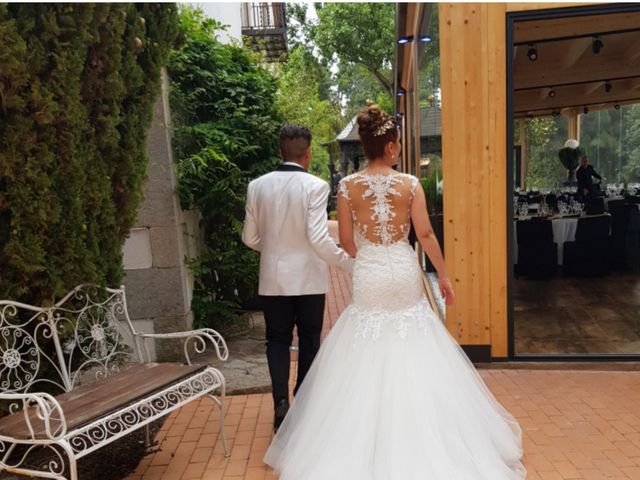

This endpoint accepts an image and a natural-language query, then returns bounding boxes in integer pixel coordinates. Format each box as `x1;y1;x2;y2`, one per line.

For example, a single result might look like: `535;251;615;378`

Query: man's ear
305;145;312;161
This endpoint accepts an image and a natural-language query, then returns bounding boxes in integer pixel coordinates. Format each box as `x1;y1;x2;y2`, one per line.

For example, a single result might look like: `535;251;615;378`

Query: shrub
169;8;282;329
0;4;178;305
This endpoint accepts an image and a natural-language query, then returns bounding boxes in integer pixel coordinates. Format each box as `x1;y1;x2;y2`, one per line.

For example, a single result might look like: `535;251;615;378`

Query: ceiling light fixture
552;110;560;118
604;81;612;93
592;36;603;54
583;106;589;114
397;36;414;45
615;104;621;110
396;88;405;97
419;35;432;43
527;44;538;61
548;88;556;98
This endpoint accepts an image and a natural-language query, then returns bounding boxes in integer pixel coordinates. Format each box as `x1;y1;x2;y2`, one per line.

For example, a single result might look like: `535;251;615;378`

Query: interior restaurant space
509;6;640;357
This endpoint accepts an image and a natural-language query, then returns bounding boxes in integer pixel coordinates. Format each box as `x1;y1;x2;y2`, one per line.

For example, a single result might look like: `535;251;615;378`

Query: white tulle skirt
264;243;526;479
263;299;526;479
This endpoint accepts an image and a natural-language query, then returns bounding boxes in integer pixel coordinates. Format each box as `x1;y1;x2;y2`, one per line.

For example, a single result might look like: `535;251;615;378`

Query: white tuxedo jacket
242;165;353;296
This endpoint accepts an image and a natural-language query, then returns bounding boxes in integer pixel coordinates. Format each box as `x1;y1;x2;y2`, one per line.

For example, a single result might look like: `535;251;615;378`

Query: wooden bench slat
0;363;208;439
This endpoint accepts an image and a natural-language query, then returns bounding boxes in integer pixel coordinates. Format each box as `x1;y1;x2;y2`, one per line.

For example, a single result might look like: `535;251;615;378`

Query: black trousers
261;294;326;404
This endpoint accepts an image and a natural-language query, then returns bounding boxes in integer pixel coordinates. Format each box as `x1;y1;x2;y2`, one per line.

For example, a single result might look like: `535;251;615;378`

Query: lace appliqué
338;179;350;200
352;174;404;245
350;298;435;343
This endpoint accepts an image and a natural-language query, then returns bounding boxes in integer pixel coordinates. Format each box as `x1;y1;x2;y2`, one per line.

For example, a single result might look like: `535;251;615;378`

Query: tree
277;46;343;179
170;8;282;328
307;2;395;115
622;104;640;182
522;117;568;189
0;3;177;304
313;3;395;96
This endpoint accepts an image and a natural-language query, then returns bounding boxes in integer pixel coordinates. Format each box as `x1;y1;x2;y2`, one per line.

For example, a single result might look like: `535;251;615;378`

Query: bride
263;105;526;479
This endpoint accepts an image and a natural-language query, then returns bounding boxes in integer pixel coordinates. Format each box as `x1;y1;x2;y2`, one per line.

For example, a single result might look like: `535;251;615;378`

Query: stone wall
122;68;201;361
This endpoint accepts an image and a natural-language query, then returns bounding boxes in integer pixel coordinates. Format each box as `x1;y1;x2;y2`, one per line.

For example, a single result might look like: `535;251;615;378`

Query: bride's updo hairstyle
356;104;400;160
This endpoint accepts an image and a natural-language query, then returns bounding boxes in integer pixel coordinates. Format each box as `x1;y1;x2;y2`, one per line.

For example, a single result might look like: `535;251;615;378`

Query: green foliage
170;7;281;329
521;117;568;189
522;105;640;189
581;105;640;184
622;104;640;182
295;2;394;116
0;4;177;304
277;46;343;180
420;162;443;214
313;3;394;95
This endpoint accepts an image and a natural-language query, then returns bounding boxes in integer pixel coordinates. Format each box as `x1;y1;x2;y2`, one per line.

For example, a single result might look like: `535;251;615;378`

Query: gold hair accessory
372;119;395;137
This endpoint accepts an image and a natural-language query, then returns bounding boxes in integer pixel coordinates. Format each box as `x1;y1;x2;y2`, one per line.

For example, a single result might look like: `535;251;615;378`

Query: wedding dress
264;172;526;480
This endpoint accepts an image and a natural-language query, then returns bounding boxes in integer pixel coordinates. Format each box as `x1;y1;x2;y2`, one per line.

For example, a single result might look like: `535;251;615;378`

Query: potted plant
420;164;444;272
558;139;585;184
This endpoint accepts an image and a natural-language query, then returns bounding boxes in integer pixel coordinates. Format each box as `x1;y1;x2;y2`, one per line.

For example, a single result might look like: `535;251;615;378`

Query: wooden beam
519;120;528;188
625;39;640;64
515;87;639;112
583;81;605;96
516;99;640;118
562;37;591;68
514;56;640;89
513;11;640;44
399;5;418;91
568;112;580;142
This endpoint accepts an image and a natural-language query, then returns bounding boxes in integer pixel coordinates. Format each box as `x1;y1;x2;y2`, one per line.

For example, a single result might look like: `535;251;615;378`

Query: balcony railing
241;2;286;31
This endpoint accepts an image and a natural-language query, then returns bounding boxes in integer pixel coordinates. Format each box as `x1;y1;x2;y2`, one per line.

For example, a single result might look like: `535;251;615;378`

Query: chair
516;219;557;279
527;193;542;204
606;198;625;214
563;215;611;276
610;205;640;271
585;197;605;215
545;193;558;211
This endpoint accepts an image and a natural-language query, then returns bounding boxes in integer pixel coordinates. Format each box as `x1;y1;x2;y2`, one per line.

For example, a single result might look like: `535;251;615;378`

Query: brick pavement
126;267;640;480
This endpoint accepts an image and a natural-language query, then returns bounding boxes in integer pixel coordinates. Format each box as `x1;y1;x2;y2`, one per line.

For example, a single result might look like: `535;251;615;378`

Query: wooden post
567;110;581;142
518;119;528;189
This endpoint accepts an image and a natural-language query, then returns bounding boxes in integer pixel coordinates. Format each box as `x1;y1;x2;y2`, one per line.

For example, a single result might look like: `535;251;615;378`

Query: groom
242;125;353;431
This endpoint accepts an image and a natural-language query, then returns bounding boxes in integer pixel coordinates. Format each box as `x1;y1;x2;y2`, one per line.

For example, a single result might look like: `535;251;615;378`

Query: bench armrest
138;328;229;364
0;392;66;441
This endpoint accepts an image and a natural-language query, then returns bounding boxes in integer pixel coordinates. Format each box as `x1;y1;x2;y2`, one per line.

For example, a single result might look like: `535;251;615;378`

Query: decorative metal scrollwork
0;285;229;480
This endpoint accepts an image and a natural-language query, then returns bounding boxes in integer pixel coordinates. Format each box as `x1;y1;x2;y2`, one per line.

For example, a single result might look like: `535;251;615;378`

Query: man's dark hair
279;125;312;162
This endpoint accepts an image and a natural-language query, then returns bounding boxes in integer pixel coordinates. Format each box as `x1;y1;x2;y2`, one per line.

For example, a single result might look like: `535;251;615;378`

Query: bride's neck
364;159;394;174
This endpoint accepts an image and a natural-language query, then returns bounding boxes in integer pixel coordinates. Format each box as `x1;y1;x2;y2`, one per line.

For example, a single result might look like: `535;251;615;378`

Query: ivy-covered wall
169;9;282;329
0;4;178;304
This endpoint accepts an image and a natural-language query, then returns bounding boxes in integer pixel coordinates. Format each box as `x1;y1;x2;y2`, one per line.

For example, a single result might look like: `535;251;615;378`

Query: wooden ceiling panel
513;11;640;43
513;12;640;117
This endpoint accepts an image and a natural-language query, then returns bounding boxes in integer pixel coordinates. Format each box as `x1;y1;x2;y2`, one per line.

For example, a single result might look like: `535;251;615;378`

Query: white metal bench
0;284;230;479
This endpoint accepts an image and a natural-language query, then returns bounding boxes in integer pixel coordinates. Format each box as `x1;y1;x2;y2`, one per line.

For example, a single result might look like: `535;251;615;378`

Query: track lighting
592;36;603;54
583;106;589;114
604;81;612;93
526;44;538;61
615;104;620;110
396;88;405;97
419;35;432;43
548;88;556;98
397;36;414;45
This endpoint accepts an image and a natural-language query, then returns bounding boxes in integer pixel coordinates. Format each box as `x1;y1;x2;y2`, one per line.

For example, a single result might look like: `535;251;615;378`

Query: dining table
513;215;586;265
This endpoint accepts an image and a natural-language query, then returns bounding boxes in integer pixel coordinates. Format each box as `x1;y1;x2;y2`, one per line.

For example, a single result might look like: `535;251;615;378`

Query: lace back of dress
339;173;418;246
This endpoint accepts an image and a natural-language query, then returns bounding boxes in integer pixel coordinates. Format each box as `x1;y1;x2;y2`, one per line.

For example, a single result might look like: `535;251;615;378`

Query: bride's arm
337;191;357;258
411;183;455;305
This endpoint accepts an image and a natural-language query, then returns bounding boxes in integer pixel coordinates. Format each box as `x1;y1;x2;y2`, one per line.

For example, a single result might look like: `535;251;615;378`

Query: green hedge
0;4;178;305
169;9;282;329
